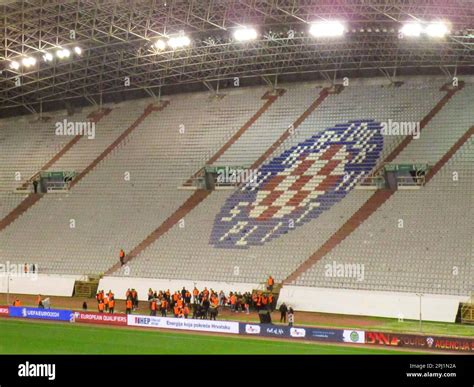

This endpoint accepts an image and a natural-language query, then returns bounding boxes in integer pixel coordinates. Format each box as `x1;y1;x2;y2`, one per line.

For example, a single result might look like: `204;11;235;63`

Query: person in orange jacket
183;304;190;319
98;300;105;313
161;299;168;317
103;296;109;313
150;299;157;316
193;287;199;303
230;293;237;312
173;304;180;318
108;298;115;314
131;289;138;309
267;275;275;292
268;293;274;311
126;298;133;314
119;249;125;266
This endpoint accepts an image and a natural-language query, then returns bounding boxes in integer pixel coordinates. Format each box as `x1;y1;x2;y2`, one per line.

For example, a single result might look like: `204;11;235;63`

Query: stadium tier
0;77;472;300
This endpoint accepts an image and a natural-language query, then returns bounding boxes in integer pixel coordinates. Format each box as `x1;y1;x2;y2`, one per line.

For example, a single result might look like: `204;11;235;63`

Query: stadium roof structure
1;0;473;116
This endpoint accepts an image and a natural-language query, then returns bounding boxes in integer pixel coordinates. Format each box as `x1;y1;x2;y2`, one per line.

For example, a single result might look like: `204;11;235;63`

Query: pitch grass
0;319;421;355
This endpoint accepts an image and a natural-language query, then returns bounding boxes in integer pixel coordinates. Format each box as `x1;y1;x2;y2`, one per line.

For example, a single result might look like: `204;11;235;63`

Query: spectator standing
150;299;157;316
160;299;168;317
266;276;274;292
183;304;190;319
279;303;288;323
131;289;138;309
108;297;115;314
33;179;38;194
288;307;295;327
192;287;199;304
119;249;126;266
126;298;133;314
103;295;109;312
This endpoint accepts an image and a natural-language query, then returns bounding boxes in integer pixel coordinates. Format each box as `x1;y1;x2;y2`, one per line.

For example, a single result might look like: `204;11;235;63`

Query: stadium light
309;21;345;37
167;35;191;49
21;57;37;67
43;52;54;62
73;46;82;55
400;23;423;37
425;22;449;38
56;48;71;59
233;27;257;42
9;60;20;70
154;39;167;50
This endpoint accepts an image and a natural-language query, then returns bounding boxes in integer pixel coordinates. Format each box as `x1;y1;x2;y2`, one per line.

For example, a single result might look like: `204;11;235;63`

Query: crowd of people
93;277;295;325
9;276;296;325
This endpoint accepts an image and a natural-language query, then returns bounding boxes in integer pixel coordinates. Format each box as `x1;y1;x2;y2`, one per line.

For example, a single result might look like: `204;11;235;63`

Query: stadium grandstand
0;0;473;358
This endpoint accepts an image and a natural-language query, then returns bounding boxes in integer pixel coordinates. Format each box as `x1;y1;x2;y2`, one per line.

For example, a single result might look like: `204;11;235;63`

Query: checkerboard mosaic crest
211;120;384;248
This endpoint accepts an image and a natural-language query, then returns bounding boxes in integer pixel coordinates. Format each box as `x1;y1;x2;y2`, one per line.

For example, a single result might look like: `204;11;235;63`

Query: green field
0;319;421;354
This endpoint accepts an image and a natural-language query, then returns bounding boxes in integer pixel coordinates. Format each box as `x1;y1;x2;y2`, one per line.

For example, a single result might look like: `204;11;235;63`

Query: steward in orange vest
161;299;168;317
119;249;125;266
256;293;262;309
267;276;274;291
98;301;105;313
126;299;133;314
183;305;190;318
150;299;157;316
108;298;115;313
173;305;180;317
193;287;199;303
185;291;191;303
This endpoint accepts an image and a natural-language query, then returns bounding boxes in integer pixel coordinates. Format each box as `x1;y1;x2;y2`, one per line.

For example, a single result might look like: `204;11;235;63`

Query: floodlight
309;21;345;37
154;39;167;50
9;60;20;70
400;23;423;37
425;22;449;38
168;36;191;49
233;27;257;42
22;57;37;67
